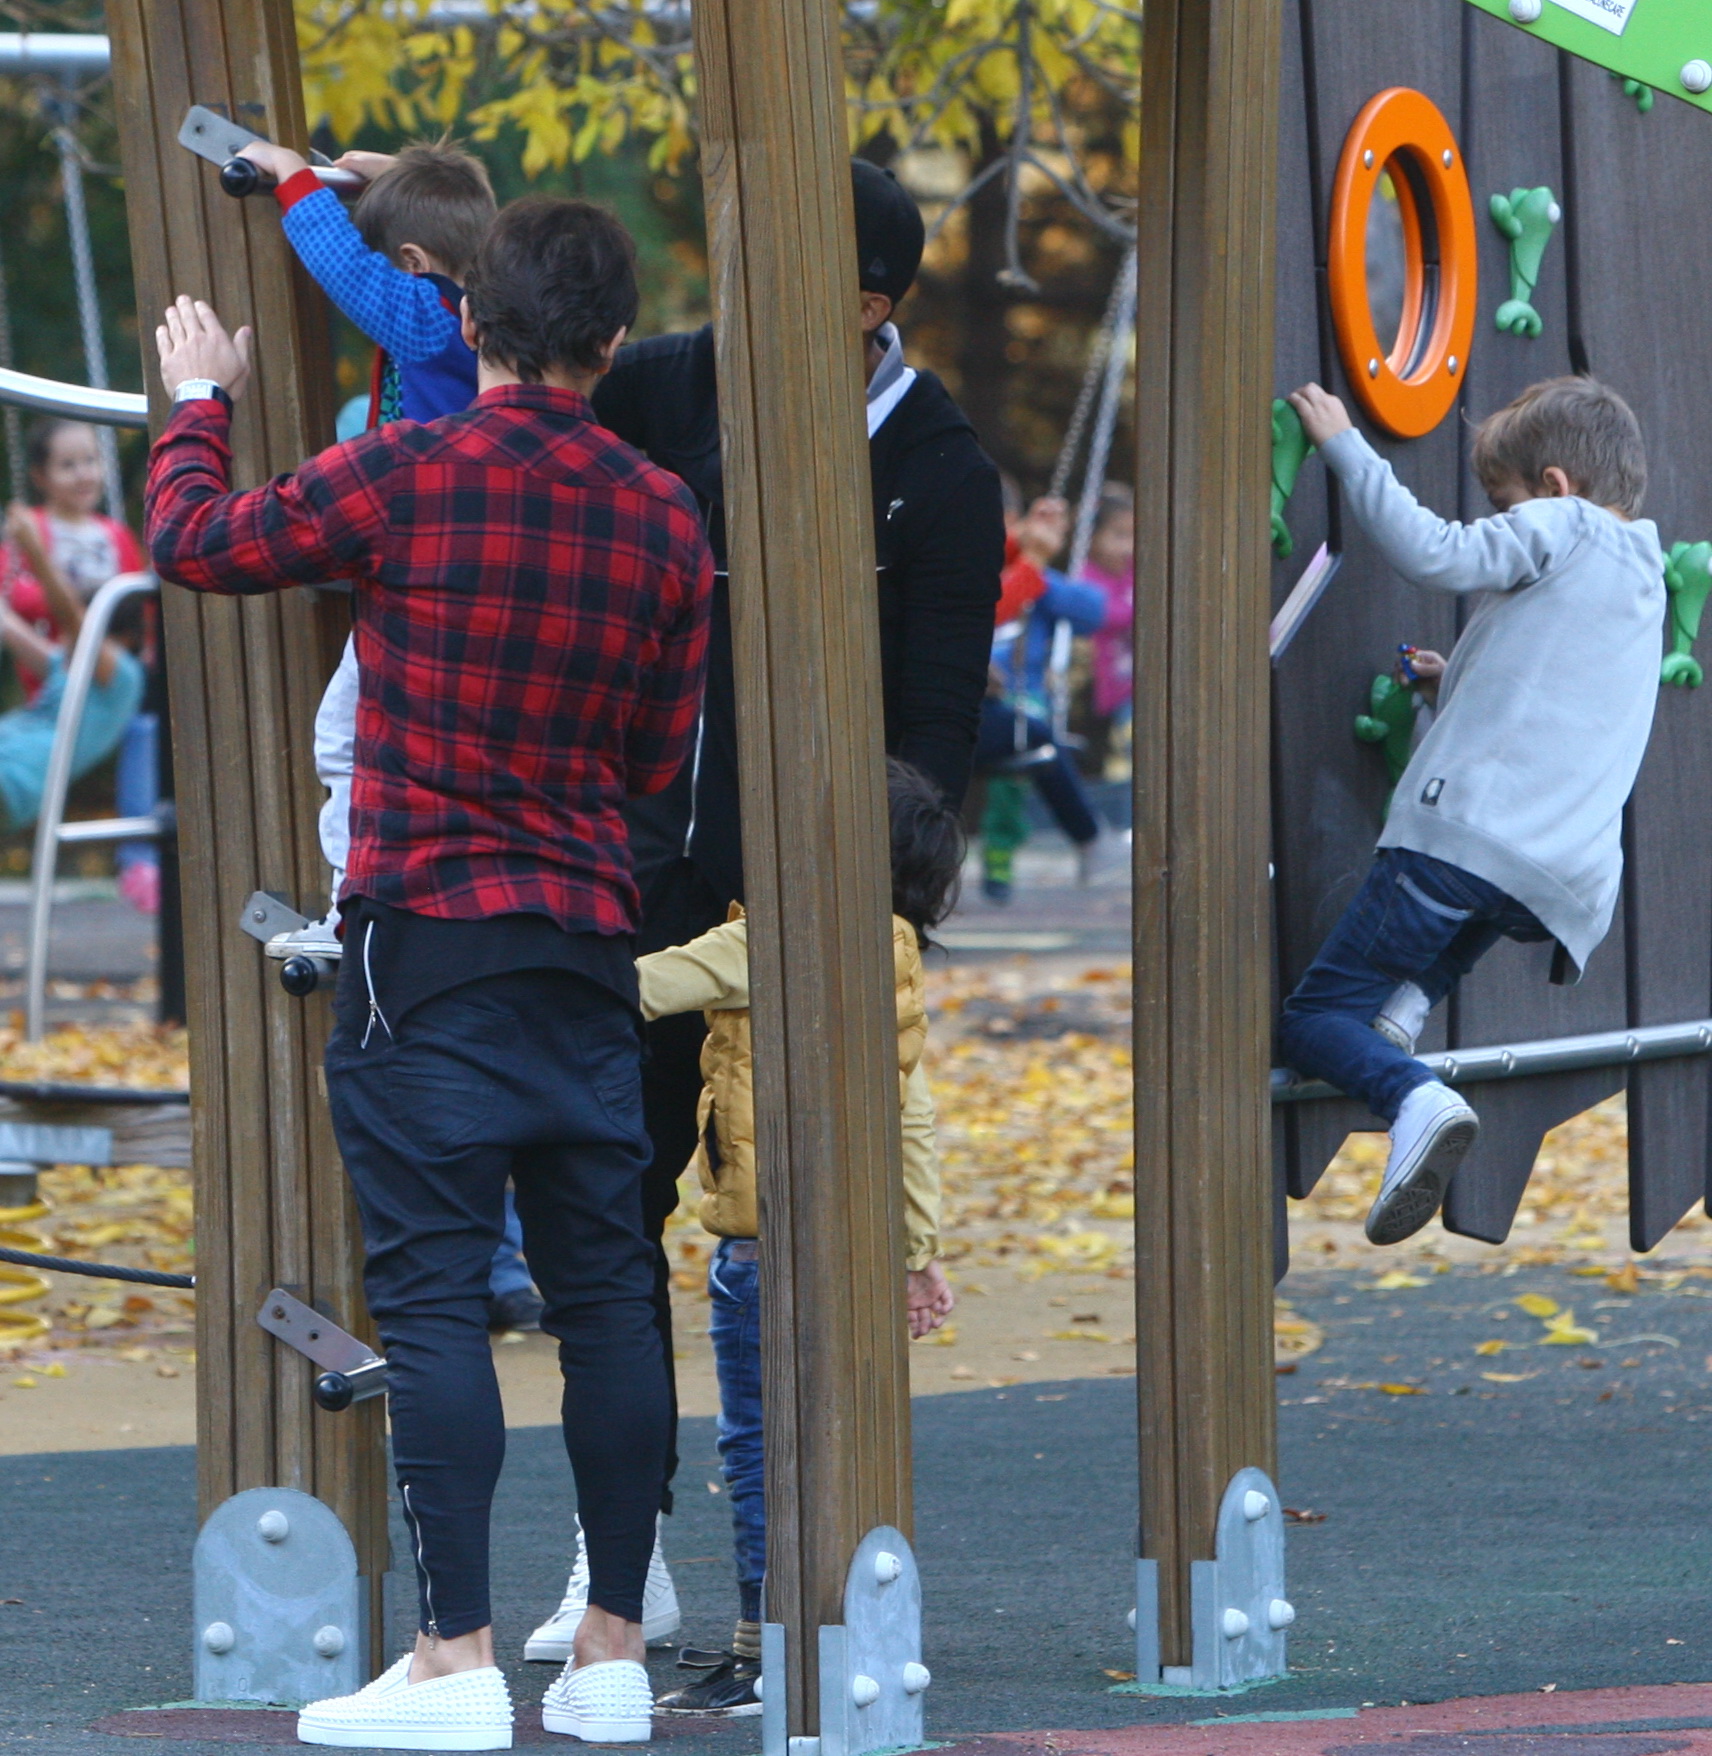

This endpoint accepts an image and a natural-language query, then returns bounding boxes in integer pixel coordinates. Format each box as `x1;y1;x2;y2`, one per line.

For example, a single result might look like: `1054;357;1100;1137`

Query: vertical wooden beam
1132;0;1283;1667
691;0;911;1735
104;0;384;1663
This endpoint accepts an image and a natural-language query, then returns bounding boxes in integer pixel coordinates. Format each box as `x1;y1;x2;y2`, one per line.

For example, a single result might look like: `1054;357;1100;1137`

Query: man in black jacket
519;160;1004;1686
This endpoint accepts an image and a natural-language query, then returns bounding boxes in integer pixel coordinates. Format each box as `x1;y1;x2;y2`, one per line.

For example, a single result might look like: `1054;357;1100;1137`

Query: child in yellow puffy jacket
641;758;963;1716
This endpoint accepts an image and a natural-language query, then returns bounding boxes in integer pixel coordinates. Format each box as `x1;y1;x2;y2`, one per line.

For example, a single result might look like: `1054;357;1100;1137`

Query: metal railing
1271;1016;1712;1104
0;367;148;428
25;571;165;1040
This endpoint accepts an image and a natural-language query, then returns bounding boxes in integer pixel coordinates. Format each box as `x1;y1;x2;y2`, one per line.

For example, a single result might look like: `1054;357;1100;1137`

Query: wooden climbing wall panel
1270;0;1712;1256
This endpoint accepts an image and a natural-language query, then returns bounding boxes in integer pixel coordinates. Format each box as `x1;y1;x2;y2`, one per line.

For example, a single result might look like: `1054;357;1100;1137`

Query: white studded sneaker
541;1658;654;1743
1372;981;1431;1055
524;1516;680;1661
297;1655;513;1750
1367;1080;1479;1246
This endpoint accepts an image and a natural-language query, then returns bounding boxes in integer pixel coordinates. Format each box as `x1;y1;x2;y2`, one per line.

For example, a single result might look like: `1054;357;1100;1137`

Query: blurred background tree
0;0;1136;505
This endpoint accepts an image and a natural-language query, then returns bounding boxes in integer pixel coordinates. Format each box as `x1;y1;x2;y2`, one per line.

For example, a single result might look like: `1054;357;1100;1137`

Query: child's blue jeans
708;1238;764;1616
1278;848;1549;1123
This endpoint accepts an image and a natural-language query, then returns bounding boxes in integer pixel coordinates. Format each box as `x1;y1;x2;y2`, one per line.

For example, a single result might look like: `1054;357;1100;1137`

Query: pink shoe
118;862;160;916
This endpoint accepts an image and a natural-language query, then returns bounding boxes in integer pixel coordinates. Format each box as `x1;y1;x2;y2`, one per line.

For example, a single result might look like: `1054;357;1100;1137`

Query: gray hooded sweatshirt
1322;427;1664;978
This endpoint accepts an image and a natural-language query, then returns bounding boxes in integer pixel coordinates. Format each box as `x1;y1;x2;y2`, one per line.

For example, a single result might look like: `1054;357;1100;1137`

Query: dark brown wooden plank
691;0;911;1729
1561;55;1712;1253
1134;0;1282;1670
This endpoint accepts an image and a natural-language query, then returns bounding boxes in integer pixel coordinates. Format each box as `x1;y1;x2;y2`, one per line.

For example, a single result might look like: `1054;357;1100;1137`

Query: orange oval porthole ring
1328;87;1478;440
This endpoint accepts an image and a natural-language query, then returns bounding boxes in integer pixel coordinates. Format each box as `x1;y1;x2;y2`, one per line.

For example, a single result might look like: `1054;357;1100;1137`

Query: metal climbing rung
23;572;165;1042
0;367;147;428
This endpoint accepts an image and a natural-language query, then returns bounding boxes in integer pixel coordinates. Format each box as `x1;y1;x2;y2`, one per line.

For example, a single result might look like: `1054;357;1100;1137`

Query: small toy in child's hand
1396;642;1421;684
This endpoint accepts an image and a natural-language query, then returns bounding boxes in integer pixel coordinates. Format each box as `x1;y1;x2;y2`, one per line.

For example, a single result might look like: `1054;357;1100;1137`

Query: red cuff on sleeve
275;167;323;213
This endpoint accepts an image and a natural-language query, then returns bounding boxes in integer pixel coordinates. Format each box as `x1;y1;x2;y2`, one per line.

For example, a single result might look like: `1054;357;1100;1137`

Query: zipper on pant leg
360;919;392;1049
400;1481;439;1646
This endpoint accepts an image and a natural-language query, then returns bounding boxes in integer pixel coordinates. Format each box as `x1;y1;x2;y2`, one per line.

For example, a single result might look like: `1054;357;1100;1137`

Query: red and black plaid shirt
146;384;713;936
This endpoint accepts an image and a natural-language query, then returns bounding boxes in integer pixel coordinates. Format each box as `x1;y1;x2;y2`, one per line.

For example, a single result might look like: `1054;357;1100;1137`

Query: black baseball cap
852;158;925;304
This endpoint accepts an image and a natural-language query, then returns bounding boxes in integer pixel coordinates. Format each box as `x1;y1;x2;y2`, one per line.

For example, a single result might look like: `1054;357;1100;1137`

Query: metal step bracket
238;892;310;946
193;1485;367;1704
257;1286;387;1412
1138;1466;1291;1690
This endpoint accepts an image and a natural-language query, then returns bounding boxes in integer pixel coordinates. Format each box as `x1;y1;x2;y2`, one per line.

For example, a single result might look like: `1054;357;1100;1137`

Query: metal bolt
1242;1489;1271;1521
252;908;268;923
1126;1607;1138;1630
874;1550;903;1585
1221;1608;1251;1639
1448;356;1460;375
256;1509;290;1543
852;1674;881;1708
1442;149;1453;168
1268;1599;1297;1631
1363;149;1374;170
312;1625;346;1658
1682;59;1712;95
1368;359;1380;379
202;1621;236;1655
1508;0;1542;19
902;1663;932;1695
1547;201;1562;225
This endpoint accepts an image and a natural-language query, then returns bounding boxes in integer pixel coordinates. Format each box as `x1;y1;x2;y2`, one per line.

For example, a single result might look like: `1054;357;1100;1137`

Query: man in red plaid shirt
148;198;711;1751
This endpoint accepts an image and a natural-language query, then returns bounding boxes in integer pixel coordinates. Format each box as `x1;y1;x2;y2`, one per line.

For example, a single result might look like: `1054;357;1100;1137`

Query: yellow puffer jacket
636;904;940;1267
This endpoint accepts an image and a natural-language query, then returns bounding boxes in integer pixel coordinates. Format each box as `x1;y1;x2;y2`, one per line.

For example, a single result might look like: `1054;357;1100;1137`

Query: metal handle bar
26;571;161;1041
0;367;148;429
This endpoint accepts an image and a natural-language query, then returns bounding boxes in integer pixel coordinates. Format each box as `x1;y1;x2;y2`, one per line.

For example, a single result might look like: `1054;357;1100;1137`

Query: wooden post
691;0;912;1735
104;0;385;1662
1131;0;1284;1668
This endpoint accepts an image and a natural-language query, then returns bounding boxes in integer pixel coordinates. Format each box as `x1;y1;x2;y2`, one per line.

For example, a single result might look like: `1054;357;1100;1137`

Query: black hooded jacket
593;323;1003;908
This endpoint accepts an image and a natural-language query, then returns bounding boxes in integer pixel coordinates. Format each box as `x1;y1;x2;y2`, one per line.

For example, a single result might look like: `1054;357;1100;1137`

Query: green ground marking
1463;0;1712;116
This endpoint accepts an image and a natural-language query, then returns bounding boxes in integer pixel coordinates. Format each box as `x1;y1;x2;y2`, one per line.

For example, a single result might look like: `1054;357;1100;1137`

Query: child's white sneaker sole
1367;1088;1478;1245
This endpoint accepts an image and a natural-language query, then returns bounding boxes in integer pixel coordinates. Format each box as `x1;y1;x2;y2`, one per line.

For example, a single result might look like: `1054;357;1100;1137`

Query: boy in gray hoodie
1280;376;1664;1245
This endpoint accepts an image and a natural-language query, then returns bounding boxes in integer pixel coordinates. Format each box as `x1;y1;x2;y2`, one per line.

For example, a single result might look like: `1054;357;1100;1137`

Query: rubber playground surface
7;1264;1712;1752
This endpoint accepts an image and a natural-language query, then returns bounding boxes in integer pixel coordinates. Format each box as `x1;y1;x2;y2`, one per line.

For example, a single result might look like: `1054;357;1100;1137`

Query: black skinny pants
326;968;670;1641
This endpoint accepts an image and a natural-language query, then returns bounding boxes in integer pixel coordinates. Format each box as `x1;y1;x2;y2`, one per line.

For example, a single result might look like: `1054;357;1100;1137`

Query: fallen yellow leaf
12;1375;35;1388
1048;1329;1112;1343
1541;1311;1598;1345
1606;1263;1641;1294
1474;1340;1508;1356
1379;1383;1425;1395
1481;1370;1542;1383
1516;1294;1560;1317
923;1324;959;1347
1371;1271;1429;1290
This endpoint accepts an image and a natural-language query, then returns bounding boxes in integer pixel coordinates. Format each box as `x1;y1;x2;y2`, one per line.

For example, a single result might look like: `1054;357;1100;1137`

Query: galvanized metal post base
193;1487;367;1705
1135;1467;1293;1690
761;1526;931;1756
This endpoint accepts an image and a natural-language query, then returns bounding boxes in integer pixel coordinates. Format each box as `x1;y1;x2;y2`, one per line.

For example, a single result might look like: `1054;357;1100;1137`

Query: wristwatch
172;378;233;413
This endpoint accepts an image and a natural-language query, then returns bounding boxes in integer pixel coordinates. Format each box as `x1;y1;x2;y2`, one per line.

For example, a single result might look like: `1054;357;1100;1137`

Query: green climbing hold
1354;672;1418;817
1662;540;1712;689
1611;70;1654;114
1489;186;1562;339
1271;398;1314;560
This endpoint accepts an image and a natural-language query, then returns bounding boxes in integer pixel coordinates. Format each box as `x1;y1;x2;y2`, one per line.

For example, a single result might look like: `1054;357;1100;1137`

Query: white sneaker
1372;981;1431;1054
297;1655;513;1750
541;1658;654;1742
524;1516;681;1661
266;912;343;961
1367;1081;1479;1245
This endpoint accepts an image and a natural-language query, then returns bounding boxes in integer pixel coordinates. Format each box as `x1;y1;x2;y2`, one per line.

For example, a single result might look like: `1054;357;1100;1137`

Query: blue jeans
975;698;1099;846
1278;849;1549;1123
708;1239;764;1613
488;1187;533;1300
114;712;158;875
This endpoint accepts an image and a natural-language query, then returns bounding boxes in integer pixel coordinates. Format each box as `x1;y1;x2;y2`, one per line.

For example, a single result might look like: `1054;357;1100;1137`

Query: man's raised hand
155;296;254;402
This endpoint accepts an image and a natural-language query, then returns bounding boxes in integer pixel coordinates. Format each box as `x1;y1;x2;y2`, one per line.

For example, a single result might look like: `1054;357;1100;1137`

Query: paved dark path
6;1264;1712;1751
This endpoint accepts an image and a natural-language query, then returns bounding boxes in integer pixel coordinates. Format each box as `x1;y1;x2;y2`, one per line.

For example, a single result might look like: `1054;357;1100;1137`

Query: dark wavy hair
888;758;964;947
463;197;638;382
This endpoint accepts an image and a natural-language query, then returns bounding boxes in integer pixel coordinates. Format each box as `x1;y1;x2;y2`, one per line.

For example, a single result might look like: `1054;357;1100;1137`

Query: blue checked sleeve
278;183;462;365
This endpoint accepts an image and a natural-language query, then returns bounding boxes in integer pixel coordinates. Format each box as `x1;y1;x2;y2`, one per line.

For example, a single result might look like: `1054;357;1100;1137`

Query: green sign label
1464;0;1712;114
